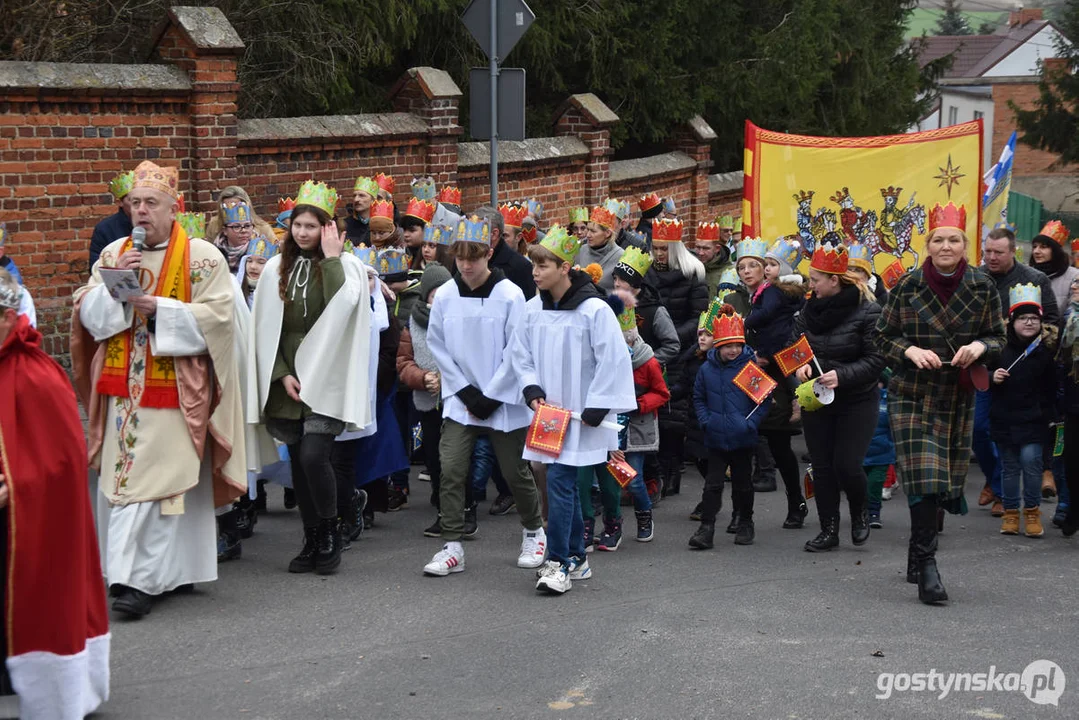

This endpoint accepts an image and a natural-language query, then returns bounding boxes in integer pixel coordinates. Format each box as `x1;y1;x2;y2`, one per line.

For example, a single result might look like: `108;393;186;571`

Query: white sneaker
423;542;464;576
517;527;547;569
882;485;894;501
535;560;571;594
568;557;592;580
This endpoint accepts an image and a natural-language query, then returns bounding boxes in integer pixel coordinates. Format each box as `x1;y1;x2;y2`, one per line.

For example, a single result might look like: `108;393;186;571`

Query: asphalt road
89;453;1077;720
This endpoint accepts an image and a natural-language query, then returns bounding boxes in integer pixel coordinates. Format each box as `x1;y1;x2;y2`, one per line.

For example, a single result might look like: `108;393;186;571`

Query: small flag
525;403;572;457
412;423;423;453
732;360;777;406
1004;334;1043;373
881;259;907;290
775;335;815;377
606;456;638;488
1054;423;1065;457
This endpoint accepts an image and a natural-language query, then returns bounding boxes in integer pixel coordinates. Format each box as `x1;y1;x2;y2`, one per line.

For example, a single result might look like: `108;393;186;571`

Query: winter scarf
922;256;967;304
802;282;862;334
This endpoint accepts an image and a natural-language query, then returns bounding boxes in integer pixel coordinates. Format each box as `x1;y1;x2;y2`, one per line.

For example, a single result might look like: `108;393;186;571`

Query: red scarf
922;256;967;303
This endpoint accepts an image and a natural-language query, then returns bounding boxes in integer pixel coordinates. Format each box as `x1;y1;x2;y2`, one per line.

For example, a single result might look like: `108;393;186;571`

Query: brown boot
990;499;1004;517
1000;509;1020;535
1041;471;1057;499
1024;507;1044;538
978;485;995;506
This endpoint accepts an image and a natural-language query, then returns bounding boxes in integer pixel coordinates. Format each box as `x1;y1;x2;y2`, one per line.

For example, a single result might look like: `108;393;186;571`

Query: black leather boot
689;522;715;549
850;502;870;546
726;511;742;534
804;515;840;552
911;499;948;604
288;525;319;573
734;518;755;545
783;496;809;529
315;518;341;575
906;537;918;584
669;463;682;495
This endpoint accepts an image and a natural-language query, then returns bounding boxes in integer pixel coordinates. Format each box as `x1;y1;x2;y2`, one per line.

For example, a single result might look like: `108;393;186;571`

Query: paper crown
568;207;590;224
639;192;662;212
453;215;492;246
370;199;395;224
437;186;462;207
223;202;252;226
698;296;724;332
605;198;629;221
928;202;967;234
424;223;455;247
1038;220;1070;245
881;185;902;199
733;216;743;233
109;170;135;200
616;245;653;279
500;203;529;229
523;198;544;218
697;222;721;242
793;190;814;203
354;176;380;198
591;205;618;230
767;236;802;271
736;236;769;261
404;197;436;224
712;304;745;347
411;177;437;202
520;224;538;244
1009;282;1042;314
847;242;873;273
716;215;734;230
652;219;684;243
539;224;582;263
353;244;377;267
278;196;296;214
610;289;638;332
718;265;740;289
810;240;849;275
377;247;409;276
374;172;396;196
175;211;205;239
297;180;339;217
662;197;676;215
246;234;280;259
132;160;179;199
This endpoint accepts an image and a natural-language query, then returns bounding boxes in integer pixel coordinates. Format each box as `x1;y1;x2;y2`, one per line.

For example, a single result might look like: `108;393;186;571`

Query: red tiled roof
914;35;1007;77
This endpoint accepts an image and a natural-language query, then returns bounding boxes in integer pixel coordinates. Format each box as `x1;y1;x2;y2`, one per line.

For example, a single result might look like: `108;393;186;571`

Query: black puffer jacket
790;286;885;403
663;343;707;455
745;280;805;359
990;331;1056;446
648;266;709;352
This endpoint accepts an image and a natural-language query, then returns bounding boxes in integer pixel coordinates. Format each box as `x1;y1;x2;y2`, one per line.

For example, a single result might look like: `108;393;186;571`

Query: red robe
0;315;110;718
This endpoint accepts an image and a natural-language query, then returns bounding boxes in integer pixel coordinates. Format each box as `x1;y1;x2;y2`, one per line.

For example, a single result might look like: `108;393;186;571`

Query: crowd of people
3;160;1079;717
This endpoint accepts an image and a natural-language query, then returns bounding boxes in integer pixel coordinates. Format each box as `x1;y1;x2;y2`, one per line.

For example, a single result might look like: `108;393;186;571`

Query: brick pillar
668;115;716;228
390;67;463;186
154;6;244;211
555;94;619;206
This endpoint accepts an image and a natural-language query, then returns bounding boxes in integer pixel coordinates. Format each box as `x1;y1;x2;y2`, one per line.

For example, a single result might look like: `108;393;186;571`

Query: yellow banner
742;120;984;273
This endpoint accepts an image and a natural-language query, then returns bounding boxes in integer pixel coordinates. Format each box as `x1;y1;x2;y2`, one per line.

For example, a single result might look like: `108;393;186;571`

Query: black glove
523;384;547;406
456;385;503;420
580;407;609;427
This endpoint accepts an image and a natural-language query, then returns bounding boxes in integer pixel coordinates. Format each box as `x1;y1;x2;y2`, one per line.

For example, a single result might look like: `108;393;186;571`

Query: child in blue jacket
689;305;772;549
864;377;896;529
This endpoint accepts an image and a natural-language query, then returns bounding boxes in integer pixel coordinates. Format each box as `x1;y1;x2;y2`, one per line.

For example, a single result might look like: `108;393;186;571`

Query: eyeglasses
1016;316;1041;324
226;223;254;232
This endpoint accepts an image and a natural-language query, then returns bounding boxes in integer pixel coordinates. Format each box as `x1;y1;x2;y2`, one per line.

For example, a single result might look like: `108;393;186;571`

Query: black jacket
663;343;707;449
745;280;805;359
490;237;536;300
647;266;709;352
89;210;133;269
984;261;1059;326
990;332;1057;446
344;211;370;249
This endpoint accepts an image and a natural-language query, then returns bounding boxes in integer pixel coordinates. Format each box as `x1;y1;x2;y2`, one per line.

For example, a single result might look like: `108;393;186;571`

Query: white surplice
337;269;389;442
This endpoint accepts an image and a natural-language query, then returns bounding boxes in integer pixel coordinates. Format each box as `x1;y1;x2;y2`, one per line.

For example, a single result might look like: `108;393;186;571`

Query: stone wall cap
391;67;463;100
610;151;696;184
168;6;245;53
709;171;744;195
0;61;191;91
459;136;589;168
555;93;619;127
238;113;428;142
687;115;717;142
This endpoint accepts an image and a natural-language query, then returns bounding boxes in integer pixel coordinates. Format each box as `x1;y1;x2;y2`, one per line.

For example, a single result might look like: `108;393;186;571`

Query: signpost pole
489;0;499;207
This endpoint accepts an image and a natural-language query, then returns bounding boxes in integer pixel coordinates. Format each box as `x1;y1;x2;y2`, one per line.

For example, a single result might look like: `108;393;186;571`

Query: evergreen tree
936;0;972;35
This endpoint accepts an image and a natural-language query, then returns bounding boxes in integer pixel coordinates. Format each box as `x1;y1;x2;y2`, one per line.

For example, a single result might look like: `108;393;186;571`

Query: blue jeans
546;463;586;566
625;452;652;511
999;443;1043;510
973;390;1003;496
469;435;511;502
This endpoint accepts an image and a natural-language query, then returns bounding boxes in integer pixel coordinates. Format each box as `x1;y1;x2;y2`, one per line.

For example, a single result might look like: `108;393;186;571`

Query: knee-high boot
910;498;948;605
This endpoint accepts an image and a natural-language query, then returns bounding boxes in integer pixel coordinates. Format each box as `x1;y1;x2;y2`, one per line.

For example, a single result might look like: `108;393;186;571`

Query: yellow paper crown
539;224;582;263
616;245;653;279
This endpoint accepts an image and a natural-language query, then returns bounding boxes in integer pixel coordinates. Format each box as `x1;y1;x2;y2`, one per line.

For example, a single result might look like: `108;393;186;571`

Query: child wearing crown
248;180;373;576
421;215;546;578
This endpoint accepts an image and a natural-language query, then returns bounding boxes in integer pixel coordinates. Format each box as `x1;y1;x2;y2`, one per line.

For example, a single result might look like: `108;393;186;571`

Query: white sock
446;541;463;555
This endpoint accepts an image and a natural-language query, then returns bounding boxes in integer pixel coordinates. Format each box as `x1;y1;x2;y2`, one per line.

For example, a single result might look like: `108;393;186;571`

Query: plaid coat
875;266;1005;499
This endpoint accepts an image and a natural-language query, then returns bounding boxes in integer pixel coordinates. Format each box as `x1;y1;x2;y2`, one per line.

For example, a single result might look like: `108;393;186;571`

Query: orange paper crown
278;196;296;213
405;197;435;223
590;205;618;230
696;222;721;242
712;304;745;347
810;241;849;275
1039;220;1070;245
928;202;967;234
438;186;462;206
374;172;396;195
371;199;395;222
639;192;662;212
500;203;529;229
652;218;684;243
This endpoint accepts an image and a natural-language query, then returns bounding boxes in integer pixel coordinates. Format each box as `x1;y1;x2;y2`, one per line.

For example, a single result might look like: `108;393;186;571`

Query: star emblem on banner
934;154;965;198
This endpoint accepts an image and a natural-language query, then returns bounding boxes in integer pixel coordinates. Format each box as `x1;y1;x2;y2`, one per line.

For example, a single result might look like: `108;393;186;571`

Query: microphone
131;226;146;253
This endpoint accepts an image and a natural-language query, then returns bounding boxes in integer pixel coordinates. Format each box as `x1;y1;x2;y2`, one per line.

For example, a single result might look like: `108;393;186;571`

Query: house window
948;106;959;125
973;110;984;121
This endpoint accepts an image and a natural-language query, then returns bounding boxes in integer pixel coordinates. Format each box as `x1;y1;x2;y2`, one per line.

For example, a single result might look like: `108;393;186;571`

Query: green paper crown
618;304;636;332
353;176;380;199
698;296;724;331
539;223;582;263
175;210;205;239
617;245;652;278
568;207;589;224
109;171;135;200
297;180;339;217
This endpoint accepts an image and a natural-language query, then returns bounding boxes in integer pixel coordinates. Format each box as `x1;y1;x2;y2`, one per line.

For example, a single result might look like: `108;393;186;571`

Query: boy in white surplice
422;215;545;577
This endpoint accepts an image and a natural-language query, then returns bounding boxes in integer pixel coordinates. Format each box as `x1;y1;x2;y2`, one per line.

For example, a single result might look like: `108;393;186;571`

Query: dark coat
745;280;805;359
666;343;707;456
89;209;133;269
647;266;709;352
490;236;536;299
982;260;1059;326
989;332;1057;446
635;283;681;369
343;212;371;249
694;345;771;452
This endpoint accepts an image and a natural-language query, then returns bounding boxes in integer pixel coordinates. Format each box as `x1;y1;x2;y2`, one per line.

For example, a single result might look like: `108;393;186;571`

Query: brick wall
992;82;1074;176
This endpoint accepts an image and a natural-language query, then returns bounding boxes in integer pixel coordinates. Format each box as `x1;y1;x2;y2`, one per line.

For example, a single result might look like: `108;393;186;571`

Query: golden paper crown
639;192;661;212
590;205;618;230
697;222;721;242
374;172;396;196
652;219;684;243
928;202;967;234
297;180;339;217
132;161;179;199
405;198;435;223
500;203;529;229
712;305;745;347
880;185;903;199
370;199;395;222
437;186;462;206
810;240;849;275
1039;220;1069;245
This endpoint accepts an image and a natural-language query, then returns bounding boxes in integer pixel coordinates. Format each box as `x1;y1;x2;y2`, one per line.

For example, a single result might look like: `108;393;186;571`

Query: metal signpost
462;0;535;206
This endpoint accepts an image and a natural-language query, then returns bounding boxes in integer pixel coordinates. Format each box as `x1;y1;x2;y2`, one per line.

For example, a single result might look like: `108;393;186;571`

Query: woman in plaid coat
876;203;1005;606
